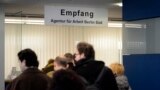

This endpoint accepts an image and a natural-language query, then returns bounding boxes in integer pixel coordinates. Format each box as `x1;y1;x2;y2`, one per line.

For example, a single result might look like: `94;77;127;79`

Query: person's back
116;75;130;90
74;42;118;90
98;66;119;90
6;49;51;90
49;69;86;90
7;68;50;90
109;63;131;90
74;59;118;90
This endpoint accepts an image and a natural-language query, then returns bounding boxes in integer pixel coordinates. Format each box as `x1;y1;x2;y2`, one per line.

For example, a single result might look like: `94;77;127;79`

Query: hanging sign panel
45;5;108;26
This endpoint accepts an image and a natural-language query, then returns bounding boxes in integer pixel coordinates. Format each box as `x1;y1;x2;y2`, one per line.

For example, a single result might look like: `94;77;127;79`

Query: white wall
5;24;122;78
0;6;4;90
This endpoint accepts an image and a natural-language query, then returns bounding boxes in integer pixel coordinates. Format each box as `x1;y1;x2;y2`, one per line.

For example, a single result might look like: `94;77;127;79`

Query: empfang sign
45;5;108;26
61;9;94;18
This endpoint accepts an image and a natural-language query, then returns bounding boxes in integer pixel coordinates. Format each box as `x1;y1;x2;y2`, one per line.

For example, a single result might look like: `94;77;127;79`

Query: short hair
64;53;73;62
109;63;124;76
54;56;69;68
77;42;95;59
50;69;86;90
17;48;39;67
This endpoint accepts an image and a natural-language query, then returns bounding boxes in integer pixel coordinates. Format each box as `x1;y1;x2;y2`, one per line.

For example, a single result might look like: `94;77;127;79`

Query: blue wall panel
123;54;160;90
123;0;160;21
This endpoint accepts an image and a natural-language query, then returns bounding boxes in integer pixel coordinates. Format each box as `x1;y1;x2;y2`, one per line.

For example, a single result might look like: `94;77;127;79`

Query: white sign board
45;5;108;26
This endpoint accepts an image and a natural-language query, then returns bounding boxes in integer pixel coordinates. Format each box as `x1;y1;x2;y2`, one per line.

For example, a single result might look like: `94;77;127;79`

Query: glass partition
123;17;160;55
5;12;22;79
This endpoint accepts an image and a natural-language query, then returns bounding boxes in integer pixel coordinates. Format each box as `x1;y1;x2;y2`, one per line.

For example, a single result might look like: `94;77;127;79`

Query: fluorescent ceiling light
108;22;122;27
5;18;123;28
5;18;145;28
25;22;44;25
5;18;44;25
125;24;145;28
114;2;123;7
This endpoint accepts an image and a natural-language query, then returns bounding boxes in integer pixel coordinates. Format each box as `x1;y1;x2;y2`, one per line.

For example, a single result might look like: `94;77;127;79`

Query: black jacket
73;58;118;90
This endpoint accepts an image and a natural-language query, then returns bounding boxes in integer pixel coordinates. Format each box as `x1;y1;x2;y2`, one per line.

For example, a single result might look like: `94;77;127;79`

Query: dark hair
77;42;95;59
18;48;39;67
64;53;73;60
64;53;74;69
50;69;86;90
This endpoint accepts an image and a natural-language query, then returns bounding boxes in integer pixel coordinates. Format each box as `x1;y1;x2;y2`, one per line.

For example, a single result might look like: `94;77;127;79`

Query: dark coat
73;58;118;90
6;68;51;90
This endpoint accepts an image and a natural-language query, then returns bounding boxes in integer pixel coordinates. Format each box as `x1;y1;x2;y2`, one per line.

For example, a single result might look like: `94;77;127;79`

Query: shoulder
17;68;50;81
116;75;130;86
6;75;24;90
116;75;128;81
82;60;105;71
87;60;104;66
74;59;104;70
47;71;54;78
89;60;104;64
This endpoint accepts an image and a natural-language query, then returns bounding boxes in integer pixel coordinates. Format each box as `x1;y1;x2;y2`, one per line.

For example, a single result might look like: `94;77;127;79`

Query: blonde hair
109;63;125;76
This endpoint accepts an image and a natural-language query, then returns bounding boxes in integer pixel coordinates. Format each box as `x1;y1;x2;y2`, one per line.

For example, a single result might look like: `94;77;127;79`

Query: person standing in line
109;63;131;90
53;56;69;71
42;58;54;74
64;53;75;69
47;56;71;78
49;69;86;90
73;42;118;90
6;48;51;90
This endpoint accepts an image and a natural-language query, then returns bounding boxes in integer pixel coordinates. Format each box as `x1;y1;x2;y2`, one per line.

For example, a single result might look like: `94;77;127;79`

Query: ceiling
0;0;122;20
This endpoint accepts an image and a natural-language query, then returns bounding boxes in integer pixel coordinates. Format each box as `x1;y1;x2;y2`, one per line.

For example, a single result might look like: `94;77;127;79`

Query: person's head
17;48;39;71
64;53;75;68
64;53;73;61
45;58;54;68
42;58;54;73
109;63;125;76
75;42;95;61
48;59;54;65
50;69;86;90
54;56;69;71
